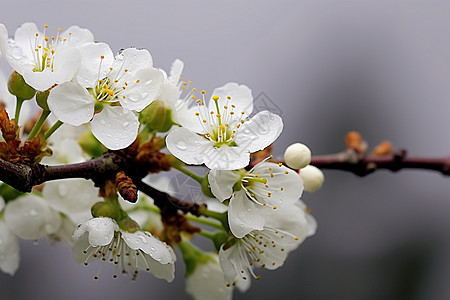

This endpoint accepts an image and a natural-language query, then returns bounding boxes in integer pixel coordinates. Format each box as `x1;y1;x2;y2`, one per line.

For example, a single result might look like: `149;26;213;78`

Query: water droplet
150;247;156;252
123;122;129;128
176;141;187;150
250;135;257;140
138;235;148;244
58;183;68;196
6;41;23;60
100;119;106;125
29;209;38;216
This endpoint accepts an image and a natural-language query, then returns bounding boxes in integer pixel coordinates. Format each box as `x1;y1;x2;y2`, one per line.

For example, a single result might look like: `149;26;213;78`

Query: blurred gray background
2;0;450;299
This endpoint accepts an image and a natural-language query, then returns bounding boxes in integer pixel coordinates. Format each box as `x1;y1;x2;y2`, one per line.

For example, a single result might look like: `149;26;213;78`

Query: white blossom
0;218;19;275
219;203;314;292
186;254;233;300
209;160;303;238
299;165;324;192
73;217;176;281
3;194;61;240
0;23;93;91
284;142;311;170
47;45;163;150
166;82;283;170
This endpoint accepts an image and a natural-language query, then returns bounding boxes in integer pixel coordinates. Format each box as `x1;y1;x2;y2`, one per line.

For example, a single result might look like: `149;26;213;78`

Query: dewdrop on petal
284;143;311;169
299;165;324;192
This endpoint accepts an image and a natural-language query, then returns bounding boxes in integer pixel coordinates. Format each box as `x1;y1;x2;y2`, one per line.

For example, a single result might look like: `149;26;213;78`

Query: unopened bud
284;143;311;169
299;165;324;192
36;90;50;111
91;202;120;220
7;71;36;100
140;99;176;132
117;217;140;233
78;130;107;158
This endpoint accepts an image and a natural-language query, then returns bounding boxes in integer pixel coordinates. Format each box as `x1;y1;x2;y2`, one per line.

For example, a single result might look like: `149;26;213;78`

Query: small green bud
91;202;121;220
117;217;140;233
36;90;50;111
7;71;36;100
78;130;107;158
140;99;176;132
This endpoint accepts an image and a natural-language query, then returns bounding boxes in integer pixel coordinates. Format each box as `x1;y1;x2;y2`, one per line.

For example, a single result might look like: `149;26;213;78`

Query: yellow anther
270;173;274;178
44;25;48;28
216;114;221;118
203;120;206;123
273;206;277;209
192;95;196;99
285;171;289;174
269;155;273;158
35;33;39;37
268;168;273;171
196;99;202;103
58;28;62;32
240;120;245;124
124;69;128;72
43;47;49;51
69;32;72;35
265;184;269;188
255;174;259;177
263;203;267;206
224;106;228;109
256;276;261;280
100;55;105;59
210;111;214;114
106;89;114;96
278;163;283;167
236;124;241;128
51;36;55;39
268;193;272;197
193;88;197;91
180;78;183;81
51;50;55;54
195;112;200;116
183;82;187;85
124;82;128;86
212;95;219;101
122;96;126;99
241;111;245;114
225;123;229;127
201;90;206;94
187;81;191;84
114;80;118;83
294;237;299;241
109;67;113;71
227;96;231;99
230;111;235;115
182;86;185;90
280;187;284;191
45;37;49;41
136;79;140;83
231;104;235;108
250;194;255;197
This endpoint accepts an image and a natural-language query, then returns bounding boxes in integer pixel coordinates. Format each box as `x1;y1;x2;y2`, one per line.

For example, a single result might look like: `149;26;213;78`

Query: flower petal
4;194;61;240
121;231;175;265
111;48;153;83
168;59;184;84
209;82;253;116
73;217;117;247
228;191;265;238
234;110;283;153
208;169;241;202
47;81;95;126
166;126;211;165
0;219;19;275
61;25;94;46
219;242;252;293
203;145;250;170
120;67;163;112
77;42;114;88
91;105;139;150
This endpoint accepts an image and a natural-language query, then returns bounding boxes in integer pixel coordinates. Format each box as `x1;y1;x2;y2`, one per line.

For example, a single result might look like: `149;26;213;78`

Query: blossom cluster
0;22;324;300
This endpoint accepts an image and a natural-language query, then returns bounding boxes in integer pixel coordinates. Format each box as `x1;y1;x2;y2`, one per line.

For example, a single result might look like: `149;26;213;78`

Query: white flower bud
299;165;324;192
284;143;311;169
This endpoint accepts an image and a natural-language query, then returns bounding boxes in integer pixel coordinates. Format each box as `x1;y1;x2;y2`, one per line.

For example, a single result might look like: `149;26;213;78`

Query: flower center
31;25;70;72
194;94;246;147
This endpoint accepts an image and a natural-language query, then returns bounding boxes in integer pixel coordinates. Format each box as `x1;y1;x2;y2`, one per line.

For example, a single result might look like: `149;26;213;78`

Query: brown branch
309;149;450;176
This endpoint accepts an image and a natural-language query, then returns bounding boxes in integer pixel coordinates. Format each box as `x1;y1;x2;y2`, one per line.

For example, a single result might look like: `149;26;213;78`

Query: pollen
201;90;206;94
100;55;105;59
192;95;196;99
227;96;231;99
212;95;219;100
136;80;140;83
106;89;114;96
278;163;283;167
273;206;277;209
195;112;200;116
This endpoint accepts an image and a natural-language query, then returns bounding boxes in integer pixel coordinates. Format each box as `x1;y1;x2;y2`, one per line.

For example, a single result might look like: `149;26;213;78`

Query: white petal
4;194;61;240
166;127;211;165
121;231;175;265
0;219;20;275
77;42;114;88
120;67;163;112
203;145;250;170
47;81;95;126
186;254;232;300
61;25;94;46
111;48;153;81
91;106;139;150
219;242;252;292
175;105;206;134
42;179;102;224
208;169;241;202
168;59;184;84
0;67;16;117
209;82;253;116
234;110;283;153
12;22;37;61
228;191;265;238
73;217;117;247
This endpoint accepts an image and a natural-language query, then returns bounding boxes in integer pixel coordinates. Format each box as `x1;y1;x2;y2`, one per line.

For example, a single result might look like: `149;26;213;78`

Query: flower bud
140;99;176;132
7;71;36;100
299;165;324;192
284;143;311;169
91;202;120;220
78;130;107;158
36;90;50;111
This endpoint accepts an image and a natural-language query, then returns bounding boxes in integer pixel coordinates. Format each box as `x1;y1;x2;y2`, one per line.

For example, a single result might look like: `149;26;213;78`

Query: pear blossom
186;253;233;300
0;23;93;91
284;142;311;170
73;217;176;281
208;159;303;238
3;194;62;240
219;203;315;291
166;82;283;170
299;165;325;192
0;197;20;275
47;44;163;150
